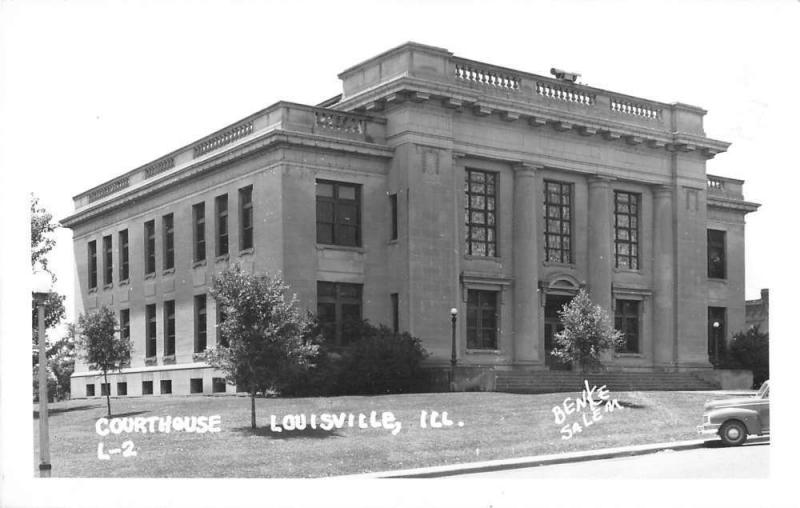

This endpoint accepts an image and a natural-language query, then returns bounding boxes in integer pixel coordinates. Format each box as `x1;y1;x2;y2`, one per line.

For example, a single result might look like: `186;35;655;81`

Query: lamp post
32;270;52;478
450;307;458;392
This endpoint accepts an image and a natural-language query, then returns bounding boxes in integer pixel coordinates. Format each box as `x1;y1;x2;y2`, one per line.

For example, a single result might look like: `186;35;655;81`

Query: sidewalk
336;437;764;478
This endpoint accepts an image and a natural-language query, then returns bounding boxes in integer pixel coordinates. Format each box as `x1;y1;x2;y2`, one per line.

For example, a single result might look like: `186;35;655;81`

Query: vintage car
697;380;769;446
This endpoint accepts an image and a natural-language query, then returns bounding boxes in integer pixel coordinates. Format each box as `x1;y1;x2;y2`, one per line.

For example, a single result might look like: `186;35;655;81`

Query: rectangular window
216;305;228;347
193;203;206;262
164;300;175;356
100;383;110;396
391;293;399;334
614;191;640;270
145;303;157;358
467;290;498;350
239;186;253;251
708;306;727;365
389;193;398;241
194;294;207;353
142;381;153;395
543;181;573;264
190;378;203;394
316;180;361;247
86;383;95;397
144;220;156;275
707;229;727;279
316;282;363;346
88;240;97;290
212;378;226;393
119;229;129;281
215;194;229;256
162;213;174;270
465;169;497;257
116;382;127;396
614;300;640;353
160;380;172;395
120;309;130;366
103;235;113;286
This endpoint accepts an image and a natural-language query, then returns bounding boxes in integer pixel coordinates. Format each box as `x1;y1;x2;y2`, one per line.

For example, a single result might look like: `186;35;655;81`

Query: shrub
725;326;769;388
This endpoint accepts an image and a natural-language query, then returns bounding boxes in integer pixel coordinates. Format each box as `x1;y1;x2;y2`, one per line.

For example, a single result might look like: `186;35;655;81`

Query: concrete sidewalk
336;437;769;478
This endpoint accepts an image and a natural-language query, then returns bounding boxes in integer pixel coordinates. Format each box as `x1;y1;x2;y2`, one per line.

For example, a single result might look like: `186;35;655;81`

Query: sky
2;0;799;505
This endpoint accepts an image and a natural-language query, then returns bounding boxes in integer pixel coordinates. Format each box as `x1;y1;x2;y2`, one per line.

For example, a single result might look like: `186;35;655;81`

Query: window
467;290;498;350
216;305;228;347
317;282;362;346
88;240;97;290
215;194;229;256
160;380;172;395
142;381;153;395
163;213;174;270
120;309;130;365
316;180;361;247
707;229;726;279
391;293;399;334
543;181;573;264
86;383;95;397
144;220;156;275
100;383;110;396
116;382;127;396
465;169;497;257
164;300;175;356
212;378;226;393
708;307;727;365
119;230;129;281
103;235;113;285
193;203;206;262
239;186;253;251
190;378;203;394
389;193;398;241
194;294;207;353
145;304;157;358
614;191;640;270
614;300;640;353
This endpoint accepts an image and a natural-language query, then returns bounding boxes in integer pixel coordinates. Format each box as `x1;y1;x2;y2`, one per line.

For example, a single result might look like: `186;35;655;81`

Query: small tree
726;326;769;388
204;265;319;429
550;289;625;373
77;307;131;416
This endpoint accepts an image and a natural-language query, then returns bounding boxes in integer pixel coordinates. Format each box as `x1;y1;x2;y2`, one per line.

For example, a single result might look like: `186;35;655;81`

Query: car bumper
697;423;721;435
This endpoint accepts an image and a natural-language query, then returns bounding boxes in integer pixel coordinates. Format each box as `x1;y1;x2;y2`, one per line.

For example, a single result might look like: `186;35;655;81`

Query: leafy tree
550;289;625;373
726;326;769;388
49;323;78;400
77;307;131;416
204;265;319;429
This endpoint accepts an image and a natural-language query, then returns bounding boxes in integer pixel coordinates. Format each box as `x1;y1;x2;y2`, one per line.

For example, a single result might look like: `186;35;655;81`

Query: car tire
719;420;748;446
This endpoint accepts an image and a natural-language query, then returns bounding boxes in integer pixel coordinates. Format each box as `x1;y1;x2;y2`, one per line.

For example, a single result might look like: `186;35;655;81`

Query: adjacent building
64;42;759;397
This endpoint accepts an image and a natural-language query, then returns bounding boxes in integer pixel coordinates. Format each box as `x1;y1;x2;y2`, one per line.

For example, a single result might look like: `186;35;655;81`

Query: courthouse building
64;43;759;397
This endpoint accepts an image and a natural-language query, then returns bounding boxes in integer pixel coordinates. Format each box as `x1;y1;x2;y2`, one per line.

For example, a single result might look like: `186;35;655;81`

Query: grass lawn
32;389;717;478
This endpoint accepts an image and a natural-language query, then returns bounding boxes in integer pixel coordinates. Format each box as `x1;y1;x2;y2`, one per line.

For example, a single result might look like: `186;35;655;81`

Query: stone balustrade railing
536;81;595;105
72;103;386;210
610;98;662;120
707;174;743;199
453;59;521;91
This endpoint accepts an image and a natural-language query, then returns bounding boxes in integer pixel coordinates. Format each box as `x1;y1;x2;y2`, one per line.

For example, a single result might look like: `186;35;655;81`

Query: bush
724;326;769;388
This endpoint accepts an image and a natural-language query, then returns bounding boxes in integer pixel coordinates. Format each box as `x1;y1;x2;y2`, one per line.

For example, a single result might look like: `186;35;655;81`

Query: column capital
512;161;544;174
588;174;616;186
652;184;674;197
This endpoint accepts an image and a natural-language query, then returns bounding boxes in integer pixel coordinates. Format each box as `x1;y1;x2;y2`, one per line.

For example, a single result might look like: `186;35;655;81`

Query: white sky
2;1;799;505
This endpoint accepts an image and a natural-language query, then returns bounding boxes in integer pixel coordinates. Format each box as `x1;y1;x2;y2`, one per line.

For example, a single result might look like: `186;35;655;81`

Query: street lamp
450;307;458;392
32;270;53;478
712;321;721;366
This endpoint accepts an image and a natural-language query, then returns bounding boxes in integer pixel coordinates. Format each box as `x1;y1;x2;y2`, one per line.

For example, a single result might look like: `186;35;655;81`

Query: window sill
707;277;728;283
192;352;207;362
103;283;113;290
215;254;230;263
192;259;207;268
316;244;365;253
387;239;399;246
88;287;97;294
465;348;503;355
614;352;644;358
162;268;175;276
162;354;176;365
238;248;254;257
119;279;129;287
144;272;156;280
542;261;576;268
612;267;641;274
464;255;502;262
144;356;157;366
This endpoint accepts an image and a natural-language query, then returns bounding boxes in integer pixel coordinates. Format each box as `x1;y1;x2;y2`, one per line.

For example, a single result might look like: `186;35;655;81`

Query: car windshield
757;381;769;398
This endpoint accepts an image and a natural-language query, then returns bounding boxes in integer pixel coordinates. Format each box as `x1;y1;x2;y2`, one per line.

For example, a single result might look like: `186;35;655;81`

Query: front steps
494;370;721;394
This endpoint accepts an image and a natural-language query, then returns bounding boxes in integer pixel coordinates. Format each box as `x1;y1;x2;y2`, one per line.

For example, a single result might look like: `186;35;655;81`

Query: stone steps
494;371;720;394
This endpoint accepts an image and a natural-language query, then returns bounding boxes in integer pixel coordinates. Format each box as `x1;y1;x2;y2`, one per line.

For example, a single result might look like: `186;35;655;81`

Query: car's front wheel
719;420;748;446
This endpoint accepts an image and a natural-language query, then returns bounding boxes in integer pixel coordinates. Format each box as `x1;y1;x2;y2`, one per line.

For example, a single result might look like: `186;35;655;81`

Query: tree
550;289;625;373
49;323;78;400
77;307;131;416
726;326;769;388
204;265;319;429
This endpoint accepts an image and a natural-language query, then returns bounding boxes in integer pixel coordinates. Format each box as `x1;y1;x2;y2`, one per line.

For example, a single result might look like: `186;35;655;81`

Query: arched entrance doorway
541;274;583;370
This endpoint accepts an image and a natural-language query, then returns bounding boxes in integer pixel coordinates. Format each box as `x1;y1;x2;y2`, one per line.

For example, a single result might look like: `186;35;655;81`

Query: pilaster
587;176;614;313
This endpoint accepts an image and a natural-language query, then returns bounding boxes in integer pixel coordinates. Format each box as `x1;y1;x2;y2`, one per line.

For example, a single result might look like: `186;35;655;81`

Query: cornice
706;195;761;214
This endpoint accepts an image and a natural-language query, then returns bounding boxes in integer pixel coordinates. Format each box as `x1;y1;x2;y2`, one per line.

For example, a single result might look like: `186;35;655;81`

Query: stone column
587;176;613;313
513;163;541;365
652;185;675;367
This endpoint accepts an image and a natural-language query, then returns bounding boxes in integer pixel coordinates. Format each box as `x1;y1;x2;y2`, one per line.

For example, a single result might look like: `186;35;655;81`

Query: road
456;440;769;478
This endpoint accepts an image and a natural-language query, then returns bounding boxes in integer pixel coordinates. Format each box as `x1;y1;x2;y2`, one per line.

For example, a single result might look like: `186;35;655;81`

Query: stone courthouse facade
64;43;759;397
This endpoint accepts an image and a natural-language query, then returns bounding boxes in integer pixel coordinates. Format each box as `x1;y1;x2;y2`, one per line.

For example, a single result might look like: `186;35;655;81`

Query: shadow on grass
33;404;103;419
616;400;647;409
232;425;342;440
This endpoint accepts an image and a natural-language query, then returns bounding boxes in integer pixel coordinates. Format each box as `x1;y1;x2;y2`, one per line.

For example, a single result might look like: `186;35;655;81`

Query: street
455;439;769;478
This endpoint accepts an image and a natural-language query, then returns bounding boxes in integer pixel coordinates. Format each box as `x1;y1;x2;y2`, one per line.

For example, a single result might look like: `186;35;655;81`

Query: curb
337;438;721;478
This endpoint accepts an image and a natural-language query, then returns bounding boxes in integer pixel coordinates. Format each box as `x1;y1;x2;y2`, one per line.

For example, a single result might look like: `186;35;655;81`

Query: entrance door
544;294;573;370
